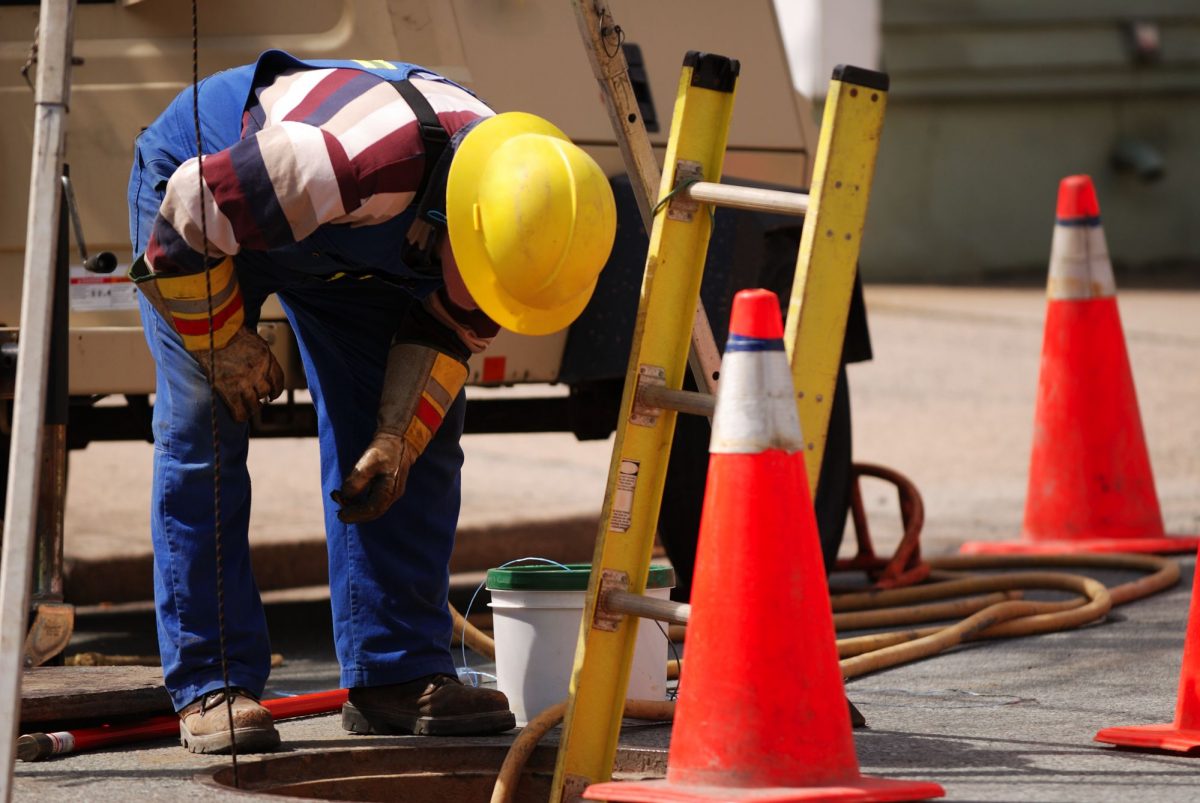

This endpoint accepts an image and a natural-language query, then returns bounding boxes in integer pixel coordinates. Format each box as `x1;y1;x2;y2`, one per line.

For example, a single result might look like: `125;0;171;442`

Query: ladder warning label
69;267;139;312
610;459;640;533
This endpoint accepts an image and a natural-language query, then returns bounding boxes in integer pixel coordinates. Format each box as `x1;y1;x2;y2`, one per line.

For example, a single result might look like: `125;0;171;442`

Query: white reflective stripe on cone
709;349;806;455
1047;223;1116;300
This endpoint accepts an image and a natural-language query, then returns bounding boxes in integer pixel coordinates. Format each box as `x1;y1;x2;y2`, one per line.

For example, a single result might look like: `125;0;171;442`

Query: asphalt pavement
15;284;1200;801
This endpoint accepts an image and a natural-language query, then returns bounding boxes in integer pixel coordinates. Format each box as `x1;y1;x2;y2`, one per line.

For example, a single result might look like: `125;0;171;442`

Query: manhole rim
195;740;667;800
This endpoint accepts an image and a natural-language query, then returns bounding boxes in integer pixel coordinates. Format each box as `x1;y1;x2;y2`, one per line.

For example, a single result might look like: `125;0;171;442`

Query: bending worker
128;50;616;753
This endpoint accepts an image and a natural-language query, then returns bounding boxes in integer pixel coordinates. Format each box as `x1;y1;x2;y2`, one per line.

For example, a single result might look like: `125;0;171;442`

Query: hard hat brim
446;112;598;336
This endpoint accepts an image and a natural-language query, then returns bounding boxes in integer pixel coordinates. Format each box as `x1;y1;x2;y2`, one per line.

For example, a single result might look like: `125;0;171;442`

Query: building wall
861;0;1200;281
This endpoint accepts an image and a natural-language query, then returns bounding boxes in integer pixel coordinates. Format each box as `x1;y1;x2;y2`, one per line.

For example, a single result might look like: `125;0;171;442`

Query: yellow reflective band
178;303;244;351
429;353;468;410
403;416;435;455
169;289;239;323
401;353;467;453
421;373;455;415
156;258;237;301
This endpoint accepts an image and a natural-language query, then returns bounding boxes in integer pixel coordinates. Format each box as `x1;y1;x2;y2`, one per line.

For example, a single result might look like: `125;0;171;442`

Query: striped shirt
145;65;499;352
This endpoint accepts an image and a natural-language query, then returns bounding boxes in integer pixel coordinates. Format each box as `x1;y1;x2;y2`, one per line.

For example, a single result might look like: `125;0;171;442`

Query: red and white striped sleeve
145;68;493;275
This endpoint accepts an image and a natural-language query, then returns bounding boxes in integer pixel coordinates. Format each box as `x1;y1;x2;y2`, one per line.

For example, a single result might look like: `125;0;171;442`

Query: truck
0;0;824;429
2;0;861;605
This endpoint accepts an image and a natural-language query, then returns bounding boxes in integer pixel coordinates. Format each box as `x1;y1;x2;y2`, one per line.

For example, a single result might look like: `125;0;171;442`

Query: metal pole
636;385;715;419
0;1;75;797
32;174;70;610
602;589;691;627
685;181;810;216
19;175;76;672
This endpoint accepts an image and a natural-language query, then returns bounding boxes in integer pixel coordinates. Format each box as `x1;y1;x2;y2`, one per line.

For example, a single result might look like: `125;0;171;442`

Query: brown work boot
178;687;281;754
342;674;516;736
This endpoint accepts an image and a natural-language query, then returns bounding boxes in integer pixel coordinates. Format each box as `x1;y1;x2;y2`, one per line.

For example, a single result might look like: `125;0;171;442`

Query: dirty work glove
332;343;467;524
132;255;284;423
197;327;286;423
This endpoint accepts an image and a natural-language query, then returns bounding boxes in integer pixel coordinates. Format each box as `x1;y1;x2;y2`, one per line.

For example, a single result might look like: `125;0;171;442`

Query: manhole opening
199;741;667;802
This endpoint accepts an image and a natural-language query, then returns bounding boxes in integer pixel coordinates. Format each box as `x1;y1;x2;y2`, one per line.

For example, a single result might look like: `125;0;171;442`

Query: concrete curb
63;514;603;606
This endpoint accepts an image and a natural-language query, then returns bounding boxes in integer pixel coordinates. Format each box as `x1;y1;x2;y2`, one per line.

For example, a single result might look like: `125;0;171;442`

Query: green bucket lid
486;563;675;592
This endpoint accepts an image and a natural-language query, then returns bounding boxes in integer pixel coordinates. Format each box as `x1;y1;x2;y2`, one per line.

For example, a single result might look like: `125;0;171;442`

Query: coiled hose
454;551;1179;803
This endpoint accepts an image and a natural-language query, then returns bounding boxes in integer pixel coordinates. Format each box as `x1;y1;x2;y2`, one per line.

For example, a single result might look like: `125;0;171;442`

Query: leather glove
132;255;284;422
201;327;285;423
332;342;467;524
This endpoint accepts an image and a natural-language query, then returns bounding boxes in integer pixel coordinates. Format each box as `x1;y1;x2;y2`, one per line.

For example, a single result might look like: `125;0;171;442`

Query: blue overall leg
266;271;462;688
129;91;277;709
130;64;461;704
136;292;275;710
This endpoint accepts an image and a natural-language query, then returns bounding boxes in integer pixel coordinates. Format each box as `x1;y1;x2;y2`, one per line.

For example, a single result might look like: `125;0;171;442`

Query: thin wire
458;557;575;686
652;178;709;220
654;620;681;701
191;0;239;784
595;4;625;59
20;29;37;91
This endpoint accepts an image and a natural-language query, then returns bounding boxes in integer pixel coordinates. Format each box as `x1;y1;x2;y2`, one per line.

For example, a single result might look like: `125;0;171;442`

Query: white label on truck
610;458;640;533
69;266;139;312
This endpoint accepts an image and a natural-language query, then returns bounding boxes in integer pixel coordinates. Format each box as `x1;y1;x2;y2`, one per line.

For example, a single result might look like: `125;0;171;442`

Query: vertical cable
190;0;239;785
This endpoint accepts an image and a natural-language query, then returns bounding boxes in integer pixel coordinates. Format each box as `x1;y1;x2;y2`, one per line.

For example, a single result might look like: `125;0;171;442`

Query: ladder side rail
783;67;889;494
550;52;740;803
0;2;76;800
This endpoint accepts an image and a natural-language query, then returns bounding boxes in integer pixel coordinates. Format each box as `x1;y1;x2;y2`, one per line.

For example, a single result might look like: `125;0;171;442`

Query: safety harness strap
390;79;450;201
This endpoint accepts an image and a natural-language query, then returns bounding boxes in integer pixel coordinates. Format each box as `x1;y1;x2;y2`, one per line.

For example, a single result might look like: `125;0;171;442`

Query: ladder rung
603;589;692;626
637;384;716;417
685;181;809;216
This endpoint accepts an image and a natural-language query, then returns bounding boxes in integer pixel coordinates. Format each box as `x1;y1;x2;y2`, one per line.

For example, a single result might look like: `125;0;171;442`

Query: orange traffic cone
1095;552;1200;753
961;175;1198;555
585;290;943;802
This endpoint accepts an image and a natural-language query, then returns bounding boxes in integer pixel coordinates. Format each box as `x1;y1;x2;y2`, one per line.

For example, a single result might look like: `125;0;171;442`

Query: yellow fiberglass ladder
550;44;889;803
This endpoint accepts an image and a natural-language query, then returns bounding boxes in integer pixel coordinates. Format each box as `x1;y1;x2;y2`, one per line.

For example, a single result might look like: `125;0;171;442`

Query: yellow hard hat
446;112;617;335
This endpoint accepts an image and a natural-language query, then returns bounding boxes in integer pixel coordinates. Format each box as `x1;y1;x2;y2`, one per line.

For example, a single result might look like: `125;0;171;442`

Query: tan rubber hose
474;553;1179;802
832;590;1022;630
840;577;1111;679
929;553;1179;606
490;699;675;803
461;554;1178;681
451;603;495;658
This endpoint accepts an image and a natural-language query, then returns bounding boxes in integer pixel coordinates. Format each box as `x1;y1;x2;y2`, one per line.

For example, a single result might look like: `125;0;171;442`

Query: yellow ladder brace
550;52;739;803
784;66;889;494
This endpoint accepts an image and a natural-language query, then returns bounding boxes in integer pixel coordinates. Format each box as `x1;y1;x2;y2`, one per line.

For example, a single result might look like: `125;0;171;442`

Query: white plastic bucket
486;564;675;727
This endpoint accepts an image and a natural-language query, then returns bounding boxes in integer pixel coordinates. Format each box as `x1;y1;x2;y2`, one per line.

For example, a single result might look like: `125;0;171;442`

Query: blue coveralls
128;52;469;709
